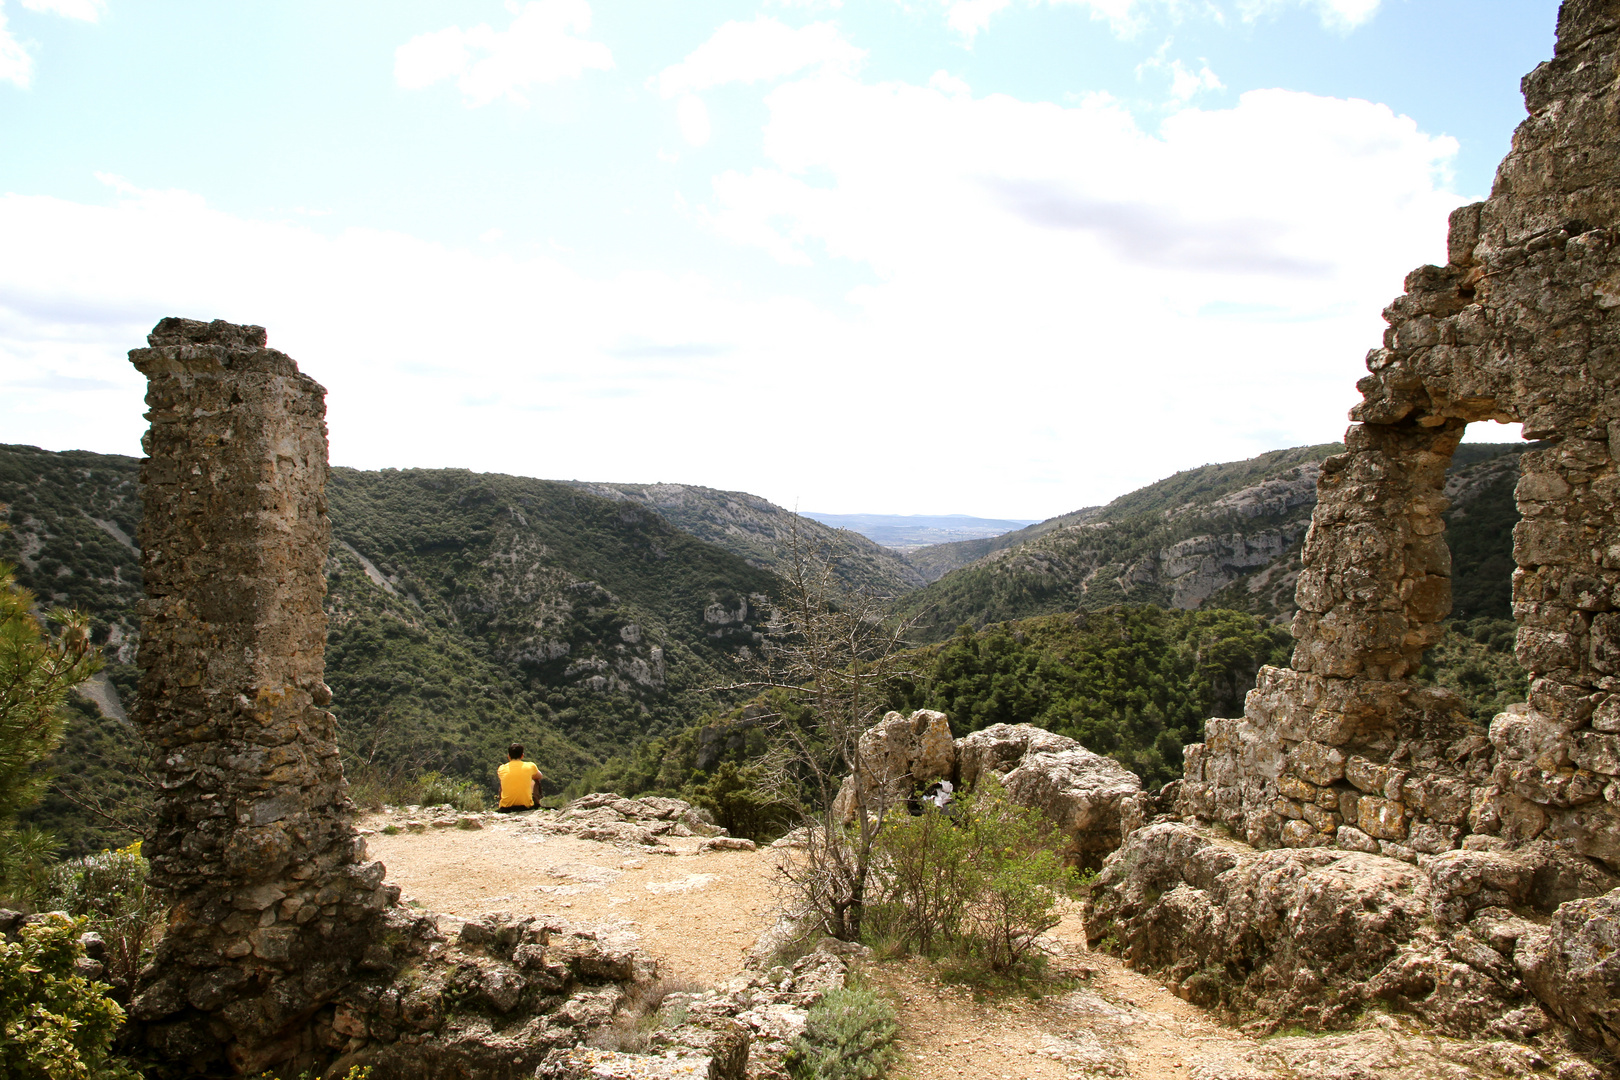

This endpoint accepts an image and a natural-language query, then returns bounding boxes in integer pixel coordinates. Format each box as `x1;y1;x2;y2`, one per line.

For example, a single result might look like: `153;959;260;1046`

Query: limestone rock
832;709;955;820
960;723;1145;866
1515;886;1620;1055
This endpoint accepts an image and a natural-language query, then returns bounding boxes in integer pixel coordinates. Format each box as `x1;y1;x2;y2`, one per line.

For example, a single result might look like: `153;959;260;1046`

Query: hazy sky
0;0;1561;518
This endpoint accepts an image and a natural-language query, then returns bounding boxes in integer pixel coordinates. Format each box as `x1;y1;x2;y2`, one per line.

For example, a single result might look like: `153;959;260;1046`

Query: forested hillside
565;480;923;595
2;438;1537;852
897;442;1532;642
0;446;785;851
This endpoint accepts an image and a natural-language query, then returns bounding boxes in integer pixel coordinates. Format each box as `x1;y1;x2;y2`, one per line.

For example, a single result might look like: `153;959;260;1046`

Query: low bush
40;842;163;987
785;985;898;1080
584;976;708;1053
866;778;1078;973
346;766;488;812
0;913;140;1080
416;771;487;812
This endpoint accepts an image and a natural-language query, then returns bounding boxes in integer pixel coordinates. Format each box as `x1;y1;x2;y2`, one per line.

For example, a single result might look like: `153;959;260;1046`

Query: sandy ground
361;812;778;985
873;911;1271;1080
362;812;1539;1080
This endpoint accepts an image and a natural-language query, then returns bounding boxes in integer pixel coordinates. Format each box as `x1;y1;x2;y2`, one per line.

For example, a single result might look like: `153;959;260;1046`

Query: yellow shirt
498;759;541;807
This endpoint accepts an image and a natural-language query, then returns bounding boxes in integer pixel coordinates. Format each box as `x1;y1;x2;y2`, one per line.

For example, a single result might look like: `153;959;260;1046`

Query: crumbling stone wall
1181;0;1620;873
126;318;392;1073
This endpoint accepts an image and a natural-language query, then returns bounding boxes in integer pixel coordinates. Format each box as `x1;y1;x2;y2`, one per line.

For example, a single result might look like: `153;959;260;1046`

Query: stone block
1280;819;1319;848
1287;740;1347;785
1357;796;1408;841
1405;776;1473;825
1301;803;1339;833
1335;826;1381;853
1408;822;1464;854
1572;731;1620;776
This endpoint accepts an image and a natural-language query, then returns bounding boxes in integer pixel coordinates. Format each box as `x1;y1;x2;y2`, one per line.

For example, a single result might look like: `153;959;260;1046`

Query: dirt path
364;812;1551;1080
875;912;1250;1080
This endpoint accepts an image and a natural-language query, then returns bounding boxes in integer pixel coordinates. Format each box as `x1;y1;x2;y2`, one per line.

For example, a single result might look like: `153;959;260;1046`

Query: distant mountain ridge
802;511;1040;552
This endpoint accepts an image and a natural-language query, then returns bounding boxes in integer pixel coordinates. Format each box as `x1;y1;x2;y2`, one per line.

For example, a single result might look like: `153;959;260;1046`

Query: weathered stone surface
831;709;955;821
958;723;1145;867
956;721;1077;787
1084;823;1433;1029
1516;887;1620;1055
1083;822;1617;1074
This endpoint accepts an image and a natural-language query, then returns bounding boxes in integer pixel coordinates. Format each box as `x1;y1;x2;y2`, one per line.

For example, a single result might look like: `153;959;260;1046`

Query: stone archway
1179;0;1620;873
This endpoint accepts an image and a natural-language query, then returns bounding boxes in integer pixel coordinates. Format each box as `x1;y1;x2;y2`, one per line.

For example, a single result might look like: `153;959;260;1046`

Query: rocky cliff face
896;444;1525;643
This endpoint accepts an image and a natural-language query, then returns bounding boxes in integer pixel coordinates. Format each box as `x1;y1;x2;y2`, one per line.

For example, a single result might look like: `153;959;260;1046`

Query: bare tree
723;519;916;942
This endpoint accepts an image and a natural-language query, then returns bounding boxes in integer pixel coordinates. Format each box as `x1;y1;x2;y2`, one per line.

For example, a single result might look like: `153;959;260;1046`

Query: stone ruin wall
1179;0;1620;874
126;318;393;1072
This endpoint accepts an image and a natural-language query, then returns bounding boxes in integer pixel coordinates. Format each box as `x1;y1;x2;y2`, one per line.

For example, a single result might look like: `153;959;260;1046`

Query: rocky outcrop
1083;823;1617;1069
541;793;729;845
957;723;1145;867
832;716;1147;868
831;709;955;821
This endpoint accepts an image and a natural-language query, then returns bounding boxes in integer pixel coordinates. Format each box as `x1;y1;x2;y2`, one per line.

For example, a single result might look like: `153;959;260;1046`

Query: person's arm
531;766;544;805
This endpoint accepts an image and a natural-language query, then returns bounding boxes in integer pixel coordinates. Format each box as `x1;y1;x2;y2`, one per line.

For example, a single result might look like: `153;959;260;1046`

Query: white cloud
394;0;612;107
0;179;866;513
1138;43;1223;103
1;0;109;90
677;94;712;147
19;0;106;22
656;17;864;97
0;11;33;88
1238;0;1379;30
690;74;1462;506
925;0;1378;39
1;75;1463;519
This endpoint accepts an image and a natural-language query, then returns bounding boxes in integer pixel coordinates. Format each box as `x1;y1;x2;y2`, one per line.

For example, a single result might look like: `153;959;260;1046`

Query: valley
0;436;1528;853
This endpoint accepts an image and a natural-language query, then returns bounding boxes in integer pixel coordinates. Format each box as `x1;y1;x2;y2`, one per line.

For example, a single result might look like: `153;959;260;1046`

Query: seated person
497;743;543;811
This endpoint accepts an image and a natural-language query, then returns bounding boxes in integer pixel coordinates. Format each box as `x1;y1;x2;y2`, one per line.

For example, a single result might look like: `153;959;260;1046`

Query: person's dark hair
508;743;524;759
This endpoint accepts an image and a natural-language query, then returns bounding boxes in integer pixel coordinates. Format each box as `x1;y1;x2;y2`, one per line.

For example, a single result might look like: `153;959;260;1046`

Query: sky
0;0;1563;519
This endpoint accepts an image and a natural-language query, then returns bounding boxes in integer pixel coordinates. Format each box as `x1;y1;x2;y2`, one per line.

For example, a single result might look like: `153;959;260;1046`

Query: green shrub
0;913;140;1080
867;778;1077;973
958;791;1077;971
40;842;163;986
416;771;487;812
786;985;898;1080
865;801;973;956
348;767;489;812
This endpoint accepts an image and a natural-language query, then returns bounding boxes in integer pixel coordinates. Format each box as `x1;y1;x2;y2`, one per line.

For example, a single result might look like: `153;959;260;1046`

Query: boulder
1515;887;1620;1054
961;723;1146;867
956;723;1079;788
1085;822;1435;1028
831;709;955;820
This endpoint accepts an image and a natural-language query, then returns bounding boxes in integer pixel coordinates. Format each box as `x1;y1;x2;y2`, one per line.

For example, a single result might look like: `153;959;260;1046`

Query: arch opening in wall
1412;421;1536;727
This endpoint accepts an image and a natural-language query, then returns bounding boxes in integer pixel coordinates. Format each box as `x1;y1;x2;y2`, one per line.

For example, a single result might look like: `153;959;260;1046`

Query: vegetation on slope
908;444;1342;582
566;480;925;596
899;442;1534;642
579;605;1294;820
0;446;791;852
